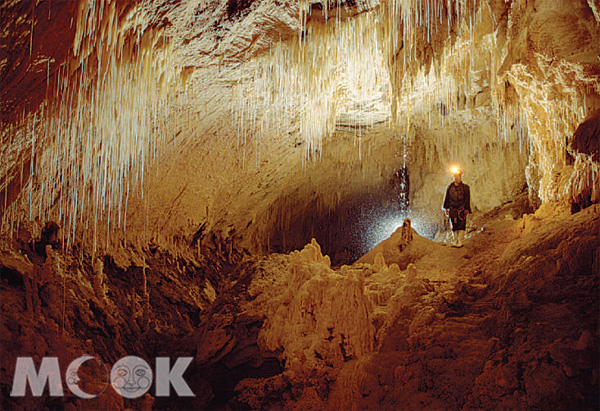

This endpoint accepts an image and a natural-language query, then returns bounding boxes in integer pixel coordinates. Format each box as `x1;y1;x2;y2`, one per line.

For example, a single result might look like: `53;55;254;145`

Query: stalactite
1;0;597;249
1;0;186;250
92;257;107;306
142;258;150;333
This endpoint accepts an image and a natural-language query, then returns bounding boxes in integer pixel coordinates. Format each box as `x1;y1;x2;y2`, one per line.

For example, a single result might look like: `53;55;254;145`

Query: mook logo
10;356;194;399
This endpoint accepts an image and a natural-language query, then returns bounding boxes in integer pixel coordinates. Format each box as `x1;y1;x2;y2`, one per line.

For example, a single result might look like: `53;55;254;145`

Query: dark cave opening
266;168;440;266
204;357;284;410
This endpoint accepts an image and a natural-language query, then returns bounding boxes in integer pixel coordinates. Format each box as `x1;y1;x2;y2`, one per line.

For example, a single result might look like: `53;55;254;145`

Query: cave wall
383;0;599;212
499;0;600;205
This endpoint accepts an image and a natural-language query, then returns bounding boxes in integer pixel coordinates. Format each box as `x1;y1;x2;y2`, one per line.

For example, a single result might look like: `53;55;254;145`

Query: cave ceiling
0;0;599;254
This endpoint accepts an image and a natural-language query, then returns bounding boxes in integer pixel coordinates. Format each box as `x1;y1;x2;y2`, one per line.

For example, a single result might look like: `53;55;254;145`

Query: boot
456;230;465;247
451;231;459;247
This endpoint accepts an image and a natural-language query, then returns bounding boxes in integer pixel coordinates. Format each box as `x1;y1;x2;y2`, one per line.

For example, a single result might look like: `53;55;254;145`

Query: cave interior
0;0;599;410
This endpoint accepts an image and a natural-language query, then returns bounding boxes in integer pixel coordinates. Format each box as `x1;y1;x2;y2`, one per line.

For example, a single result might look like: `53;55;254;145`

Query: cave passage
267;168;439;266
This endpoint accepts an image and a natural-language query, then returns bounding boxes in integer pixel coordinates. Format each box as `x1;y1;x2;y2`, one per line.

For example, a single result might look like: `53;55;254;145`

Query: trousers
449;207;467;231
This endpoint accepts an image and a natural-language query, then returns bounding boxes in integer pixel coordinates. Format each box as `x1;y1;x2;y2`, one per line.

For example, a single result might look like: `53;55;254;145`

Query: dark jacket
443;182;471;212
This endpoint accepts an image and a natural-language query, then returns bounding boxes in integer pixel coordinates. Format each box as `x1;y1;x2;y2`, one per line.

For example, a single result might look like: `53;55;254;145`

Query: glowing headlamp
450;165;462;175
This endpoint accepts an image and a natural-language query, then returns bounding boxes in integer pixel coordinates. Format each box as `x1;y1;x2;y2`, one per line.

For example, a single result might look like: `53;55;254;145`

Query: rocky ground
1;197;598;410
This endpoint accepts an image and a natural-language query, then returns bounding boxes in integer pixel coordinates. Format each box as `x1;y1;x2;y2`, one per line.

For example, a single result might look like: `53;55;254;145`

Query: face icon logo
110;356;152;398
67;368;78;385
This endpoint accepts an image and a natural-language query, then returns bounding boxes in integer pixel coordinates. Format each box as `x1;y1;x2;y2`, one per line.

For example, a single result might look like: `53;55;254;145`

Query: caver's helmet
450;165;462;175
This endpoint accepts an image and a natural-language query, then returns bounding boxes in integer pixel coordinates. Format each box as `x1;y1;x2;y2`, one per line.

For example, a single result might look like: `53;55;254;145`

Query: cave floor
1;201;598;410
227;200;599;410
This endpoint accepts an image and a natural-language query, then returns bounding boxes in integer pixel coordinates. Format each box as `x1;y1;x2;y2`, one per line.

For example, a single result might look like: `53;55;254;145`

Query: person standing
442;166;471;247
